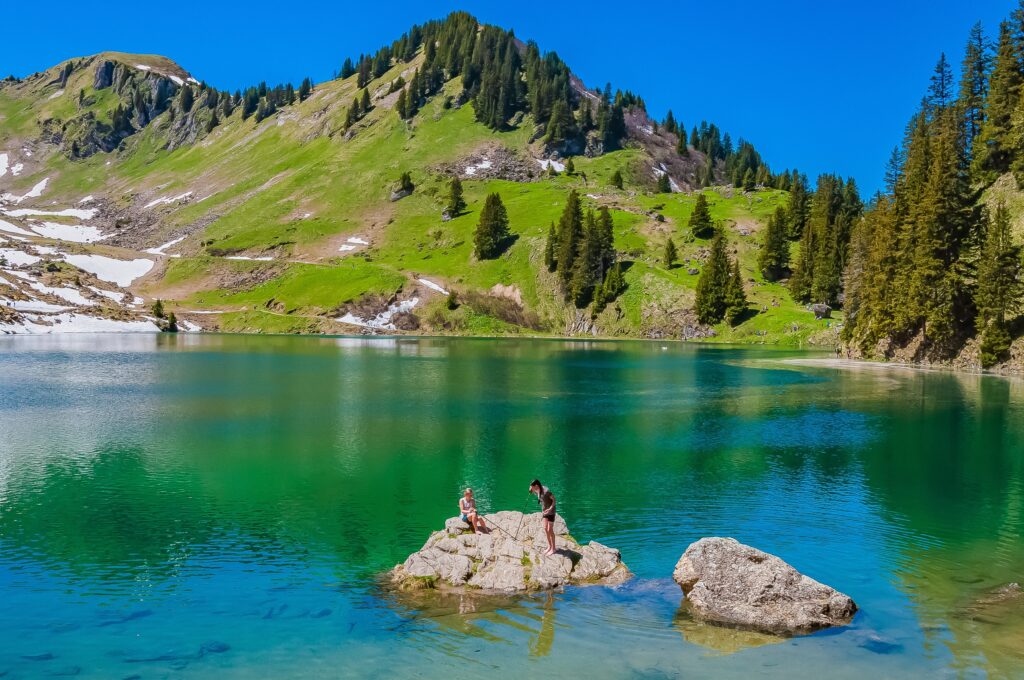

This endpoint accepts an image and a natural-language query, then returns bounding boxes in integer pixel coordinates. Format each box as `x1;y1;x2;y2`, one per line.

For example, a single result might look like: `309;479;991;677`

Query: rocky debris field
389;511;632;592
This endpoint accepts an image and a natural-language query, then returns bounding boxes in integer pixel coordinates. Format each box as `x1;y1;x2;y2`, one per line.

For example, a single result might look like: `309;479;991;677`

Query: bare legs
468;511;488;533
543;517;556;555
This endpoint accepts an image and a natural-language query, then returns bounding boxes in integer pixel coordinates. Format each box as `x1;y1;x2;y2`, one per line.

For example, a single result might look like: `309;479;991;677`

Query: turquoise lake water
0;334;1021;678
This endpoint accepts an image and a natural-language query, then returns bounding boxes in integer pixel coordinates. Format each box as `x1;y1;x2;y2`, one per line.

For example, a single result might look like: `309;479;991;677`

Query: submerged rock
389;511;631;593
672;537;857;635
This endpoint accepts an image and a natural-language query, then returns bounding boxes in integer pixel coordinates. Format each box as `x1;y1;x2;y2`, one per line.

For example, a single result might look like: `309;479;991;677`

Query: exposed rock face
390;511;631;593
673;537;857;635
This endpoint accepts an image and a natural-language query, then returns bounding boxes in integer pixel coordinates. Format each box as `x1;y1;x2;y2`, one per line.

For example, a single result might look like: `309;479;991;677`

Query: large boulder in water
672;537;857;635
390;511;631;593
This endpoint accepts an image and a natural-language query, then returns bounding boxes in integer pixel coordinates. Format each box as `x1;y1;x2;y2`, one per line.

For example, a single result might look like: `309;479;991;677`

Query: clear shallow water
0;334;1021;678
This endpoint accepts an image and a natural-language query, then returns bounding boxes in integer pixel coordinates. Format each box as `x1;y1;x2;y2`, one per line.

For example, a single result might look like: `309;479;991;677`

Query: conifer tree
555;190;584;293
445;176;466;216
787;172;809;239
695;231;730;324
360;88;371;113
657;172;671;193
688;192;714;238
973;22;1020;178
340;58;356;79
676;132;689;156
299;77;312;101
570;211;603;307
976;203;1022;366
596;206;616;272
473;193;510;259
758;206;790;281
959;22;991;154
610;169;623;189
602;262;625;300
664;238;678;268
399;172;414;194
565;158;575;175
725;257;747;325
742;168;756;192
544;223;557;272
396;89;408;119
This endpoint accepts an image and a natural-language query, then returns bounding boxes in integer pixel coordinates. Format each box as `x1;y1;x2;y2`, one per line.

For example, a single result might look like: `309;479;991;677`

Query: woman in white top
458;488;488;533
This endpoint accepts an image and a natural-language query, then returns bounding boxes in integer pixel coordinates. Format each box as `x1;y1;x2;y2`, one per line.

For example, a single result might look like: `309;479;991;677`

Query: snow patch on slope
337;298;419;330
62;254;154;287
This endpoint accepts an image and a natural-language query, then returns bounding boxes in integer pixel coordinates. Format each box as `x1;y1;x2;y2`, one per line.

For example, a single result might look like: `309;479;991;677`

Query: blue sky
1;1;1014;193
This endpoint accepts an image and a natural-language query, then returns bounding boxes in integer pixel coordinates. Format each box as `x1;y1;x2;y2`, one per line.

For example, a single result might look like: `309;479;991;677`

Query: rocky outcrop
389;511;631;593
673;537;857;635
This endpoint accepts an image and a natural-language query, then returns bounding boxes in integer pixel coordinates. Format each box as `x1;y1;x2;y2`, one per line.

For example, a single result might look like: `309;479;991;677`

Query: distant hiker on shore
529;479;557;556
459;488;487;533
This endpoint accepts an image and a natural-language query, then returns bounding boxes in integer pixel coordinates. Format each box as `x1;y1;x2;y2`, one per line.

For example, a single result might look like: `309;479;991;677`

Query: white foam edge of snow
30;222;108;243
3;178;49;204
10;163;23;176
62;254;154;287
417;278;449;295
224;255;273;261
0;248;41;266
0;220;37;237
536;159;565;172
144;235;187;255
25;281;96;307
6;207;98;219
87;286;125;303
338;245;357;252
79;196;95;204
144;191;193;209
2;298;71;313
336;298;419;330
347;236;370;245
464;159;493;176
0;313;161;335
0;153;7;178
134;64;153;71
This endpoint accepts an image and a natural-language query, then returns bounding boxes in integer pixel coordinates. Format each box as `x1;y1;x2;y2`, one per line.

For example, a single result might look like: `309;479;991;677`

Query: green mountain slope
0;15;840;345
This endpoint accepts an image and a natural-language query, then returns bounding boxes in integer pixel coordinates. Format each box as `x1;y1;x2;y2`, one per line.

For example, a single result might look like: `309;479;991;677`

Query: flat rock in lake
672;537;857;635
389;511;632;593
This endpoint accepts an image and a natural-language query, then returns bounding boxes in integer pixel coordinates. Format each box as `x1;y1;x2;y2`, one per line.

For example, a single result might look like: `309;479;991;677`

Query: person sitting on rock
529;479;557;556
459;488;487;533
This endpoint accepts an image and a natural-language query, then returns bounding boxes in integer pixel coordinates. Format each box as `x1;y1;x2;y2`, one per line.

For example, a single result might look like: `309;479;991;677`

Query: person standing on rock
529;479;557;556
459;488;488;533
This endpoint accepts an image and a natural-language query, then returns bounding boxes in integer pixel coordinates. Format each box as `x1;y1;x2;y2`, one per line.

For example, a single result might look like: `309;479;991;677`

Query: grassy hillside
0;49;841;345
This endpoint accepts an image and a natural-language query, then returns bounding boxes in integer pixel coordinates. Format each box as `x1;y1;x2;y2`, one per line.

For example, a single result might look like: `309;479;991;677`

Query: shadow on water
380;586;561;658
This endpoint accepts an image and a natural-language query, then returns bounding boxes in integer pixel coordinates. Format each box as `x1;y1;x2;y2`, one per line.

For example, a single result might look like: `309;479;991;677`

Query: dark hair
530;479;541;489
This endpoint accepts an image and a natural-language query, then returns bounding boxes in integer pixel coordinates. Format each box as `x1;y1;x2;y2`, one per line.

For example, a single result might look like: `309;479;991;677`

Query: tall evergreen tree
758;206;790;281
725;257;747;325
473;193;510;259
445;176;466;216
694;231;731;324
976;203;1023;366
555;190;584;294
544;222;557;272
973;22;1020;178
959;22;992;155
688;192;714;238
787;172;809;239
657;172;671;193
664;237;678;268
